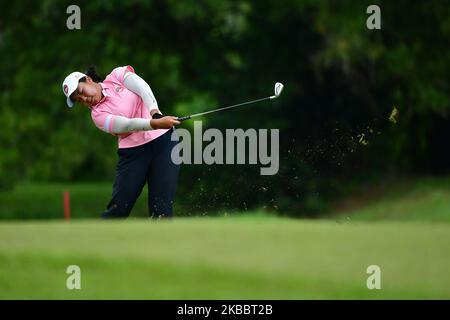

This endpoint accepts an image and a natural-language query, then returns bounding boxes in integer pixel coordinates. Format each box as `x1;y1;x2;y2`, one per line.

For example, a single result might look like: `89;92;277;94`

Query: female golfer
62;65;180;219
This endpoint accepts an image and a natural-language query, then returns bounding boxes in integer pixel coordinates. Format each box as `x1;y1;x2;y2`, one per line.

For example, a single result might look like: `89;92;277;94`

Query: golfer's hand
150;116;180;129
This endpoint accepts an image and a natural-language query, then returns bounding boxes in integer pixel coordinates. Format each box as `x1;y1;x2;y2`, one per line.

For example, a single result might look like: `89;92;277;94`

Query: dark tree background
0;0;449;216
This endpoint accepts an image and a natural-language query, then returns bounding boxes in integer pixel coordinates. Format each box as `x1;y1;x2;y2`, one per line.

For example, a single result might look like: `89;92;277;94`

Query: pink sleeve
91;111;116;135
113;65;135;83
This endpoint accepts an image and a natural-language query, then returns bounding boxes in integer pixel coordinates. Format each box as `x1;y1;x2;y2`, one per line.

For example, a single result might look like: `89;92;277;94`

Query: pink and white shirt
90;66;168;148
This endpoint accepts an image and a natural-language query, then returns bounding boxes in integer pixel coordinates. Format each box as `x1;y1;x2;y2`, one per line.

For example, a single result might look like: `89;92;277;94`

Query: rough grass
332;176;450;222
0;182;148;220
1;176;449;221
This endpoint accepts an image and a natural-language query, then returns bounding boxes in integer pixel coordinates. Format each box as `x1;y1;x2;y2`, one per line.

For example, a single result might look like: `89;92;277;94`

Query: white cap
62;71;87;108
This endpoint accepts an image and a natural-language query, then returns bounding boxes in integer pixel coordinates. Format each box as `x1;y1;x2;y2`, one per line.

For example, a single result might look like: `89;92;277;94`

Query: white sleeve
123;72;159;114
108;115;154;133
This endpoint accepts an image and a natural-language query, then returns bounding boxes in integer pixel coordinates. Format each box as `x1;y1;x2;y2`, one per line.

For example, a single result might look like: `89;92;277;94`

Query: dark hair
80;65;103;83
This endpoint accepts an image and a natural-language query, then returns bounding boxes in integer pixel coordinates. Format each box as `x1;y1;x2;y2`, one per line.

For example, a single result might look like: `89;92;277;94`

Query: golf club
177;82;284;122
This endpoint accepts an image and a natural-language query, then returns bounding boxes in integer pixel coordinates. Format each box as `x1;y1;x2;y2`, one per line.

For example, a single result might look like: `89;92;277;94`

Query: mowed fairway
0;217;449;299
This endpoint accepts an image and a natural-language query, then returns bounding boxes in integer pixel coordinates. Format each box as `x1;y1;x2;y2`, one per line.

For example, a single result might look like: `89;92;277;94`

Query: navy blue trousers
102;129;180;219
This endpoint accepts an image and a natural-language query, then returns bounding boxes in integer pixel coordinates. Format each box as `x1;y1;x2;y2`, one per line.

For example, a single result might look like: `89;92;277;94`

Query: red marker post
63;190;71;221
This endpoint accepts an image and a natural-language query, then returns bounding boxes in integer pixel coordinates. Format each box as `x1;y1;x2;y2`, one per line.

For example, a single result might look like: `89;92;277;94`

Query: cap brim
66;96;74;108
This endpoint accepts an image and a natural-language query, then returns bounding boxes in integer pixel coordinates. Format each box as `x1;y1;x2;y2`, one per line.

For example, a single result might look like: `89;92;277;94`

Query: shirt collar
100;83;112;97
90;83;110;108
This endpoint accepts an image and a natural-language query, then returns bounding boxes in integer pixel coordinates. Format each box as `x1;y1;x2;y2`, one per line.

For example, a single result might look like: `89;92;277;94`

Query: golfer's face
71;79;101;107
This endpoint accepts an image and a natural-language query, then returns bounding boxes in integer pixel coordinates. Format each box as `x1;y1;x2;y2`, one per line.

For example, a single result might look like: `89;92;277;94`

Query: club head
270;82;284;99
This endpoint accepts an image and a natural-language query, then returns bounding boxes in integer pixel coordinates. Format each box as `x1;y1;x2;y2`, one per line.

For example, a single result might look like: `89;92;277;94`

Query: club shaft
178;96;272;121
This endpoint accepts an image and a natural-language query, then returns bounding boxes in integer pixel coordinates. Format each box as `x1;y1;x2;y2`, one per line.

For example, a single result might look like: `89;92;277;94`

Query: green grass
0;217;449;299
1;177;449;299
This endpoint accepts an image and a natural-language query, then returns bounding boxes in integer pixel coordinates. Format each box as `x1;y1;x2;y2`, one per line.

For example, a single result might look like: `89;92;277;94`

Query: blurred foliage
0;0;449;216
